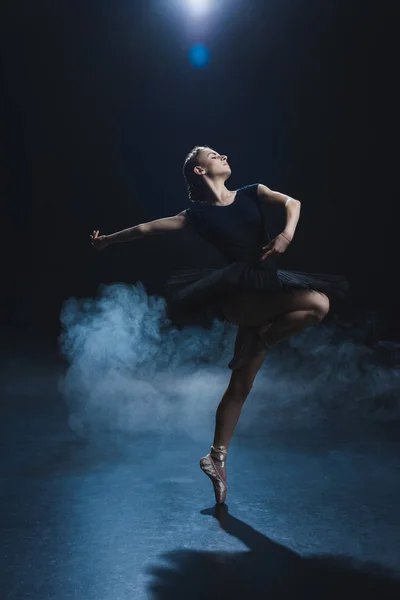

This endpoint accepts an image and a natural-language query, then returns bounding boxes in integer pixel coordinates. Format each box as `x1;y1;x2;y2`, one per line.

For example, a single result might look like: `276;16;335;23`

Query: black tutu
162;183;349;327
163;259;349;327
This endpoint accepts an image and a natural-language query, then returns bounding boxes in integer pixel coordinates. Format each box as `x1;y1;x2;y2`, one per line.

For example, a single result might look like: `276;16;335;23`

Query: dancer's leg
215;353;266;445
222;288;330;329
201;290;330;503
209;350;267;482
260;307;326;346
224;290;330;369
213;308;326;454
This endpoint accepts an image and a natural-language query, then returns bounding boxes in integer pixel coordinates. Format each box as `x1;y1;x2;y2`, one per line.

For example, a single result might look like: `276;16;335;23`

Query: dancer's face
194;148;231;180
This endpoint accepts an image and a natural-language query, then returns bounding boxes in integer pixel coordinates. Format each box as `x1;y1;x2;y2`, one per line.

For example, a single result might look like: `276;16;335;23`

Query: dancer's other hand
260;232;291;261
90;230;110;251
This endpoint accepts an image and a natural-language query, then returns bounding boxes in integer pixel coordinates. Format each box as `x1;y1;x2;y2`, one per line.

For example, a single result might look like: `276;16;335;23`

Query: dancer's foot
228;329;268;370
200;445;228;504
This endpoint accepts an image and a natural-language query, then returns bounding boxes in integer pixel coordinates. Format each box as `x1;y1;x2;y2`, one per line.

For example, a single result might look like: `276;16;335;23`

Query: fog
58;281;400;439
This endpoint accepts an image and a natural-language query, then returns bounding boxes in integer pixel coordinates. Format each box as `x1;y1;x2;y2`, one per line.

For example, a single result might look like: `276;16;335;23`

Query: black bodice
186;183;270;264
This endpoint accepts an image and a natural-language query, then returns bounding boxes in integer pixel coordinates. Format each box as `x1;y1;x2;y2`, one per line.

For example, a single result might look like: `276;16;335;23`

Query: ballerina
90;145;348;504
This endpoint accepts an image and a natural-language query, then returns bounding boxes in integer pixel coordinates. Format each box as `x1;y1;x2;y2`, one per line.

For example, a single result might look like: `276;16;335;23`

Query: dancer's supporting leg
201;290;329;503
210;350;267;483
200;349;266;503
214;306;328;455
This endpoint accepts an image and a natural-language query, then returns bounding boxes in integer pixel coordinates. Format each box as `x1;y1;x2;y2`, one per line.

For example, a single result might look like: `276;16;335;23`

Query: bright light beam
186;0;212;17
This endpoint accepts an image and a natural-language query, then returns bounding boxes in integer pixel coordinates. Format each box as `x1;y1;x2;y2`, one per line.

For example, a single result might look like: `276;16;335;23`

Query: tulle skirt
163;260;349;327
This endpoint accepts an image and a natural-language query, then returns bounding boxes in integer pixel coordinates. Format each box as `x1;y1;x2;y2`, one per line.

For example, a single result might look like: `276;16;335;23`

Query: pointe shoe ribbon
200;445;228;504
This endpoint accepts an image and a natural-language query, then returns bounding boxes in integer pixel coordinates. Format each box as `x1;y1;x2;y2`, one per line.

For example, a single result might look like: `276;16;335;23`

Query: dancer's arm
257;184;301;241
90;210;191;250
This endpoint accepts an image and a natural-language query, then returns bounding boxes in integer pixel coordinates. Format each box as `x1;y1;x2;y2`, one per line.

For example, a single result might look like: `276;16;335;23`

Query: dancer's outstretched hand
260;232;291;261
90;230;109;251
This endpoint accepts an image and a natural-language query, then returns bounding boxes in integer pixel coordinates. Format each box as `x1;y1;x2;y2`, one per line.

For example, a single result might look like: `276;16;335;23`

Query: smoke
58;282;400;439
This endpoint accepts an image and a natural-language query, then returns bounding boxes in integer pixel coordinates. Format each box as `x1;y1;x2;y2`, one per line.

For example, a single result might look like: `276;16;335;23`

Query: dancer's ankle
210;444;228;466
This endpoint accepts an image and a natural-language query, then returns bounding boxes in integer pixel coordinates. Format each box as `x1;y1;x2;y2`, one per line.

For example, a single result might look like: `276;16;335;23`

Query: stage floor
1;347;400;600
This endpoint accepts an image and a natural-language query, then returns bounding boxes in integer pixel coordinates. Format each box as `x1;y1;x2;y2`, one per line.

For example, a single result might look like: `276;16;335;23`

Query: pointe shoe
228;330;269;370
200;445;228;504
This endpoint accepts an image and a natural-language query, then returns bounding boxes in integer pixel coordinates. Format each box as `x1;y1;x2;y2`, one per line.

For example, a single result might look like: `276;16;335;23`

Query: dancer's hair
182;145;212;204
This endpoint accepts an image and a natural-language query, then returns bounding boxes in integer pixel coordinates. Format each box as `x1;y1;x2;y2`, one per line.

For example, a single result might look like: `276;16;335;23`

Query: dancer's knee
308;292;330;322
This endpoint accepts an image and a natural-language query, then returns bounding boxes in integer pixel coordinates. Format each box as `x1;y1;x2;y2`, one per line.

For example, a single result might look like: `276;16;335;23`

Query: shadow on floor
148;505;400;600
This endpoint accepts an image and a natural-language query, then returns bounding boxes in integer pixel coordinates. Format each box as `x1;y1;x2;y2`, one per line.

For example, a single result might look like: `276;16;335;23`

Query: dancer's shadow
147;504;400;600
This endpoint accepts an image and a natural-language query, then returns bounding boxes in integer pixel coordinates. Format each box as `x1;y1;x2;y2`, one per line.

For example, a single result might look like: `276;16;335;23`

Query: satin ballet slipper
200;445;228;504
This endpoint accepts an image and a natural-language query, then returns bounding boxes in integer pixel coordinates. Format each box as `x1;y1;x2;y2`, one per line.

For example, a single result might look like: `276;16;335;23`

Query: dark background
1;0;397;342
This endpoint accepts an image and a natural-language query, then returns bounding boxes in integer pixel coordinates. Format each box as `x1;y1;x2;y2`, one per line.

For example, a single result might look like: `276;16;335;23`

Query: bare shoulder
177;209;194;228
256;183;298;206
256;183;272;197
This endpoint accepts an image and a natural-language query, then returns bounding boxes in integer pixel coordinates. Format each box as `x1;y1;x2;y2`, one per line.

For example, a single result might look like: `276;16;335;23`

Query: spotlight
186;0;212;16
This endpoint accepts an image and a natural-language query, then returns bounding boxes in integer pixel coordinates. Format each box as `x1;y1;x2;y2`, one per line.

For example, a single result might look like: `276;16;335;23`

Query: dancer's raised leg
225;290;330;369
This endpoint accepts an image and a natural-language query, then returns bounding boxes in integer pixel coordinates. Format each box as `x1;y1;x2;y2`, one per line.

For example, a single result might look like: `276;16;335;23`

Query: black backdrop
1;0;397;339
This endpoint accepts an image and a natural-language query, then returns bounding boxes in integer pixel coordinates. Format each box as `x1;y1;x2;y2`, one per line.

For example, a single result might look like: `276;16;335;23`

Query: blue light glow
189;44;210;68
